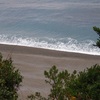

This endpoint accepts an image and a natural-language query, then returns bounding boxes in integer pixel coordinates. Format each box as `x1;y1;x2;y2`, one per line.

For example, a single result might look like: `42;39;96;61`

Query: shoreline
0;43;100;56
0;43;100;99
0;43;100;59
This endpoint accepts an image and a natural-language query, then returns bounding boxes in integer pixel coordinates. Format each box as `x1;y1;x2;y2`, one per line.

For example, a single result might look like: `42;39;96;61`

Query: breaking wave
0;35;100;55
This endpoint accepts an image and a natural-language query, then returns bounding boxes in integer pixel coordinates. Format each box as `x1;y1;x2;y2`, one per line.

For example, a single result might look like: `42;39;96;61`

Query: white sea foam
0;35;100;55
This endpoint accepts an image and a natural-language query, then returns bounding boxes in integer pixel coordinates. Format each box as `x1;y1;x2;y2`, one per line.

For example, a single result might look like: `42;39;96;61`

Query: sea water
0;0;100;55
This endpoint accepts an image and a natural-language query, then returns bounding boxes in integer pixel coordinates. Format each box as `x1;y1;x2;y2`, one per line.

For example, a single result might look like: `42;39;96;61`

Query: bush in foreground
68;64;100;100
28;65;100;100
0;53;23;100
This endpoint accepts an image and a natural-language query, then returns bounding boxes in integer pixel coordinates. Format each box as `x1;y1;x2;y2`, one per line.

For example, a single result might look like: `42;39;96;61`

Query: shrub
68;64;100;100
27;66;77;100
44;66;76;100
28;65;100;100
93;26;100;48
0;53;23;100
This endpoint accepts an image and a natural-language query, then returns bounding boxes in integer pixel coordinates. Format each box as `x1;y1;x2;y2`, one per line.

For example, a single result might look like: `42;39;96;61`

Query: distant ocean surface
0;0;100;55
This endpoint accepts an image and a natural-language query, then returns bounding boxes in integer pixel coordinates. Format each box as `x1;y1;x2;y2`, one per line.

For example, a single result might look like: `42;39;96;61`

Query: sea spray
0;35;100;55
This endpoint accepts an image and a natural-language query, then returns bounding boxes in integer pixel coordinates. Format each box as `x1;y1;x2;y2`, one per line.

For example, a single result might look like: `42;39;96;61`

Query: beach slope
0;44;100;99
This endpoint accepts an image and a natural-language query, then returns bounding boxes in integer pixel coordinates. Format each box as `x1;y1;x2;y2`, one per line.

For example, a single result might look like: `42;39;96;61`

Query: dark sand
0;44;100;99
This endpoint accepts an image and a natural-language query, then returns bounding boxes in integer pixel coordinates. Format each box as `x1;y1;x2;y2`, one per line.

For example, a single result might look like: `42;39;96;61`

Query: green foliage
28;65;100;100
28;66;77;100
44;66;77;100
93;26;100;48
69;64;100;100
93;26;100;36
0;53;23;100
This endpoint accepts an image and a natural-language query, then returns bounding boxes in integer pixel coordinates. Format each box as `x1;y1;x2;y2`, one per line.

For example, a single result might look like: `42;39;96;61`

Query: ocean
0;0;100;55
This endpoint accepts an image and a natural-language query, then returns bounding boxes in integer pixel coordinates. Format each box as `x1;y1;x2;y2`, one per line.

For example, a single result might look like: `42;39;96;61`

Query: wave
0;35;100;55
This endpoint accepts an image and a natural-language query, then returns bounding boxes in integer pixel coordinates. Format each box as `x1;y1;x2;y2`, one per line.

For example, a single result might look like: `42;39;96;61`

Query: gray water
0;0;100;55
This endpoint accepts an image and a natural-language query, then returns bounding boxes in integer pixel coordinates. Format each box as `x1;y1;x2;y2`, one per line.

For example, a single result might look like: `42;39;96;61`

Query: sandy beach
0;44;100;99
